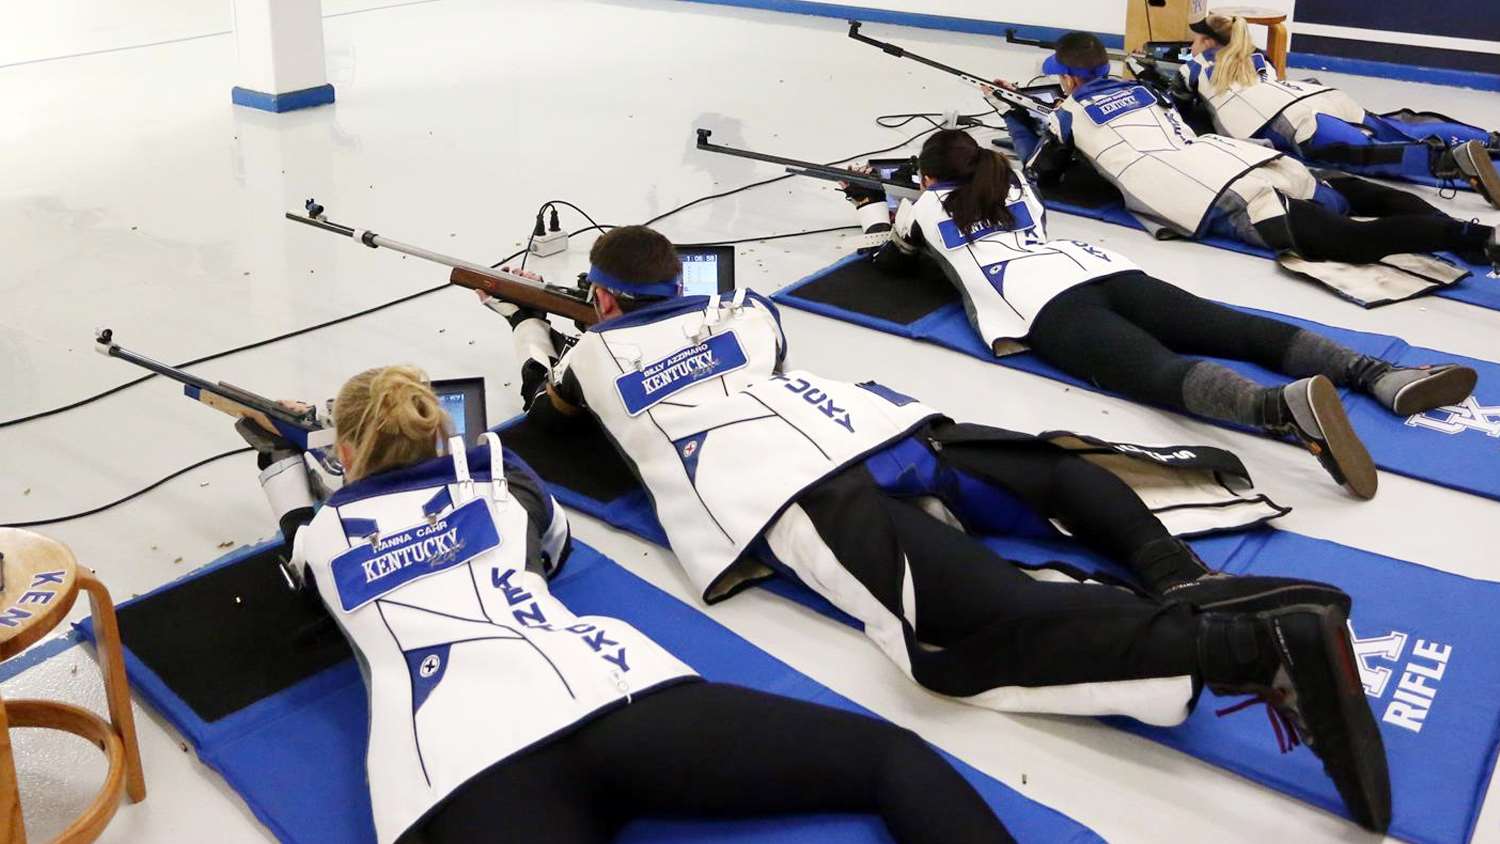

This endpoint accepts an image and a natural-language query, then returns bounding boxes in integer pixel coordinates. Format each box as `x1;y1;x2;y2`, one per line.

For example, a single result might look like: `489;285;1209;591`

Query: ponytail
918;129;1016;236
334;365;450;482
1207;15;1259;92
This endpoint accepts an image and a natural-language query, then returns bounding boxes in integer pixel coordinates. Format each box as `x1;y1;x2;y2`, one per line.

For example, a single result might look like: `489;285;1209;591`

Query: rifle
846;21;1052;117
93;329;336;450
285;200;599;326
695;129;921;200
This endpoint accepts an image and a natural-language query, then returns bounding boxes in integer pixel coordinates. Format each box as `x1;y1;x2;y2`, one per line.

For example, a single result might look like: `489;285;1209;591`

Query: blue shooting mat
1039;193;1500;312
771;254;1500;503
493;417;1500;844
75;539;1099;844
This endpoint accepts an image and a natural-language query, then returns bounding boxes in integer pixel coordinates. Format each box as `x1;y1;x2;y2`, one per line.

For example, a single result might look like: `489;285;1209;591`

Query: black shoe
1267;376;1378;499
1200;605;1392;832
1452;219;1500;268
1452;139;1500;209
1164;573;1351;615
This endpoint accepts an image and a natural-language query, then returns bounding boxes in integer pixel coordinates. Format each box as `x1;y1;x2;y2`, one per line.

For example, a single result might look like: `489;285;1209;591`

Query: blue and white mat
494;416;1500;844
772;254;1500;503
76;539;1099;844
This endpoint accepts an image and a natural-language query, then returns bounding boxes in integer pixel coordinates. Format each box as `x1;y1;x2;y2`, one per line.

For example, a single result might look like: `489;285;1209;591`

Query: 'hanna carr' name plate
331;496;500;612
615;331;748;416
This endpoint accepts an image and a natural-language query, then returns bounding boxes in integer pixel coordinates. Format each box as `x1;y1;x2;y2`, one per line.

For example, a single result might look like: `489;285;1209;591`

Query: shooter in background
1175;7;1500;205
998;32;1500;268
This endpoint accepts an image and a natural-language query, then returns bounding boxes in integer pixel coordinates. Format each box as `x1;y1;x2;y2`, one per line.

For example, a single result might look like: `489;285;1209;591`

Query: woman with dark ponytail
841;128;1478;499
920;129;1015;234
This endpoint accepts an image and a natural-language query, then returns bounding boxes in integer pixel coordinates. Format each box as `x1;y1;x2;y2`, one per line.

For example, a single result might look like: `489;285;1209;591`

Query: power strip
530;229;568;257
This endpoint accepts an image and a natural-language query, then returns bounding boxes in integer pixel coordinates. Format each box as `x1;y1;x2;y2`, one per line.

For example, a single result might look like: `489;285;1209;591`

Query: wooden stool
0;529;145;844
1214;6;1290;79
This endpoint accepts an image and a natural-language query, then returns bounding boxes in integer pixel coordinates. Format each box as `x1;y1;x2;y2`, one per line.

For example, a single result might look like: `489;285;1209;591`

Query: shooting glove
235;418;300;470
483;297;549;329
840;182;886;208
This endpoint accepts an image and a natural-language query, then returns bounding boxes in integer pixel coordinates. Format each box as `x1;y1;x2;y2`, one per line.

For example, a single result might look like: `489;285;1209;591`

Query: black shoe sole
1304;377;1378;500
1389;366;1478;416
1313;607;1393;833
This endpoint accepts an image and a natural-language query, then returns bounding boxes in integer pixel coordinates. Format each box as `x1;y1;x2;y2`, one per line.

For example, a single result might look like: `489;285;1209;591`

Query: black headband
1190;18;1231;43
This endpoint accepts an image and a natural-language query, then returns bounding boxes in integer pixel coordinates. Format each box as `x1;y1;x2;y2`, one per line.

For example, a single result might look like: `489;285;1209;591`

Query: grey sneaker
1369;364;1477;415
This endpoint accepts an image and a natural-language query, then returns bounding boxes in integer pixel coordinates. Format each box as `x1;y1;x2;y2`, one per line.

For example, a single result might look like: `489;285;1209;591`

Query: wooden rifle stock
448;267;599;326
93;329;334;450
286;203;600;326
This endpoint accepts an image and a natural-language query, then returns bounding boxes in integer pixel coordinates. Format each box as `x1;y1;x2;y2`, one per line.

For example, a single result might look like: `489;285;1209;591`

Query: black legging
420;681;1012;844
1286;174;1469;264
1028;272;1301;411
935;431;1174;563
793;456;1201;699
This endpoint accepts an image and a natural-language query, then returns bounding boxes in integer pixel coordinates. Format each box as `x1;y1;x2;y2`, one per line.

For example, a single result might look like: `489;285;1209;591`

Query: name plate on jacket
331;496;500;612
615;331;749;416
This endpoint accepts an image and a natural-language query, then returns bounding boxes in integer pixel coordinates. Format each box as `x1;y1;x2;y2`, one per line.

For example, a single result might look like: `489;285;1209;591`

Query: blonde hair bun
335;365;451;481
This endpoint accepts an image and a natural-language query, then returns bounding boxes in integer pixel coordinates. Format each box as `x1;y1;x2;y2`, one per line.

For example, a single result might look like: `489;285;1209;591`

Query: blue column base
231;84;336;113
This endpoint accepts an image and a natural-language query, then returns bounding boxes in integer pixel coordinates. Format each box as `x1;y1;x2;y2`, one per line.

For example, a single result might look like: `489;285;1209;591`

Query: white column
231;0;335;112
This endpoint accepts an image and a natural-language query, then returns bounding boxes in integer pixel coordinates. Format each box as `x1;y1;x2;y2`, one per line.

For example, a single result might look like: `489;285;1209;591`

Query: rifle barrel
695;134;915;196
285;211;565;291
847;21;1051;115
97;339;311;429
284;212;356;238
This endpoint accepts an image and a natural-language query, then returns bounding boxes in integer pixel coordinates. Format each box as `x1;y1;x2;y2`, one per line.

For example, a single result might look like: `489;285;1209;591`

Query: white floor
2;1;1499;841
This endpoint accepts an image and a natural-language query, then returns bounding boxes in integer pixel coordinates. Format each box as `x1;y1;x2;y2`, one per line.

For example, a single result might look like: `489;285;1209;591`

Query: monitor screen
431;377;487;445
438;391;470;441
675;245;735;295
681;252;720;296
1143;41;1192;64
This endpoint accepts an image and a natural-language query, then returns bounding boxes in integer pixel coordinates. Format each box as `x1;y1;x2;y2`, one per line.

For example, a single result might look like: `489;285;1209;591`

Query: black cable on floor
1;282;453;429
1;448;253;528
875;110;998;130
